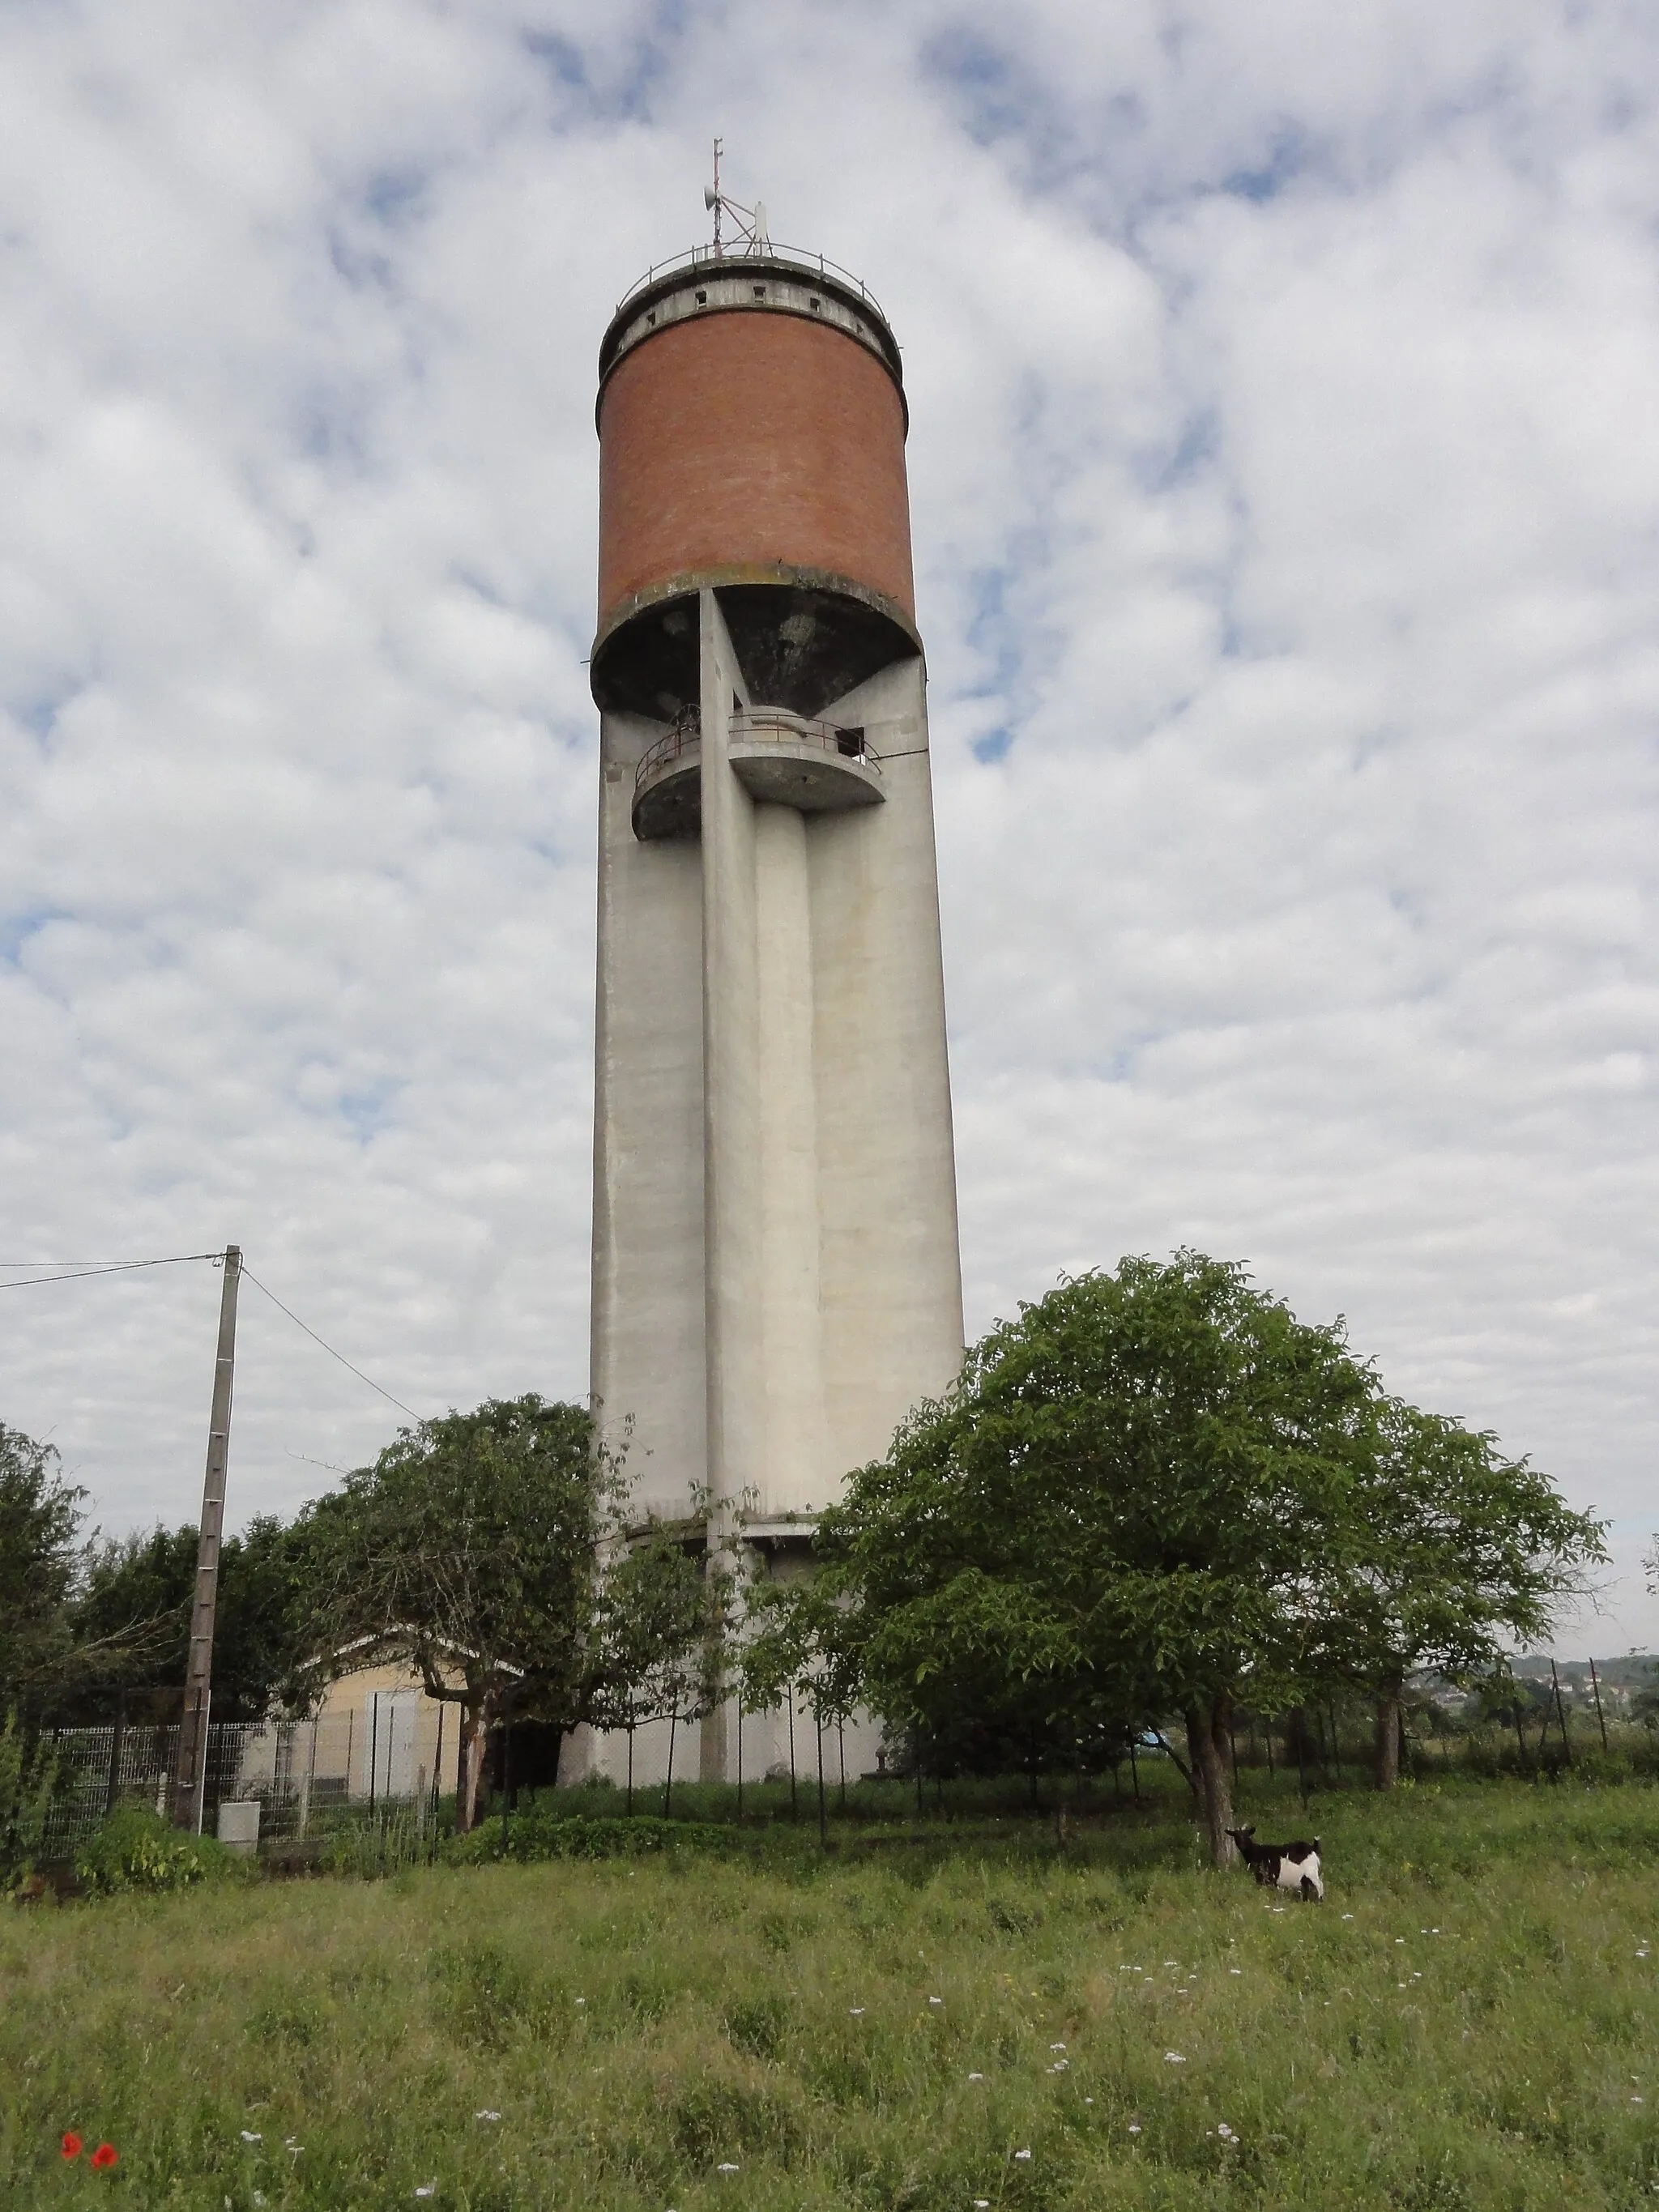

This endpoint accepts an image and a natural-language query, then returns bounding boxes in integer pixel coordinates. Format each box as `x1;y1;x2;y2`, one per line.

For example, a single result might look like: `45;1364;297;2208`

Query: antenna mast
702;139;768;258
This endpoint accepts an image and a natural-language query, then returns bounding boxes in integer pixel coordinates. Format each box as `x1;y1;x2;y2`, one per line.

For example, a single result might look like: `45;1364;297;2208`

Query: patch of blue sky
293;381;376;471
919;26;1132;207
362;168;429;227
1221;124;1311;205
0;906;70;964
522;0;693;128
1132;407;1221;497
9;688;75;743
335;1082;404;1144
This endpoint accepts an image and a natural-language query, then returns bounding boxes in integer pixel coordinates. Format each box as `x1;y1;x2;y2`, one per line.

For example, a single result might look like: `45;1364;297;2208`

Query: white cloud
0;0;1653;1647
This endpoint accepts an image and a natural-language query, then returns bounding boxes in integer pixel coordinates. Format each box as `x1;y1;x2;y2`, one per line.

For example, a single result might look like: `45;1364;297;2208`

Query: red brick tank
591;254;920;720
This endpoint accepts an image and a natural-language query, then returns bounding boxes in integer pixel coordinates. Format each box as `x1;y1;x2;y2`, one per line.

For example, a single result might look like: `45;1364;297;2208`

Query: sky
2;0;1655;1652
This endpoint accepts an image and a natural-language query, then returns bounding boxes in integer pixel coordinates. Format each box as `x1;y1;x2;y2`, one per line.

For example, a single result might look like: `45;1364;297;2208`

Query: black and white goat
1225;1825;1324;1901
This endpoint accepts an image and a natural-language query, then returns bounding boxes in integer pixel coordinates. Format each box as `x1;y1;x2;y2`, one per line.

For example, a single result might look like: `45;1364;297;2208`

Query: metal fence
42;1703;463;1852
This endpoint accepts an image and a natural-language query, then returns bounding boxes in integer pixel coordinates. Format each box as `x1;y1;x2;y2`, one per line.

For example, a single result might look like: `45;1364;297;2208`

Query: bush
443;1813;734;1865
0;1714;56;1890
75;1808;240;1895
322;1808;429;1879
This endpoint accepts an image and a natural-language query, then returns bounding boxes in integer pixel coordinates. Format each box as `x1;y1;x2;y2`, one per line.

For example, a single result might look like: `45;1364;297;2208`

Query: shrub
442;1812;734;1865
0;1713;56;1890
322;1808;428;1879
75;1808;239;1895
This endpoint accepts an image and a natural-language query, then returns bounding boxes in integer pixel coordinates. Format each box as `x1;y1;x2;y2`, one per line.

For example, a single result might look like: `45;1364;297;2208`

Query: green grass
2;1777;1655;2209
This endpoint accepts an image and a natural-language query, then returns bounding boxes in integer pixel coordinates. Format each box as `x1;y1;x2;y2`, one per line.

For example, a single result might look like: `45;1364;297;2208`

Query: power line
0;1251;222;1289
241;1266;424;1424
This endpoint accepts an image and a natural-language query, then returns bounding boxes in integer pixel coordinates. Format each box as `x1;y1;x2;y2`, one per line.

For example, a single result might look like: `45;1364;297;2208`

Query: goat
1226;1824;1324;1901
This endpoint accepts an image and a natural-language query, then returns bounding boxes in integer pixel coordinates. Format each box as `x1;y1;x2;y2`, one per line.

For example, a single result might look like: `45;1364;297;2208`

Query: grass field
2;1777;1655;2210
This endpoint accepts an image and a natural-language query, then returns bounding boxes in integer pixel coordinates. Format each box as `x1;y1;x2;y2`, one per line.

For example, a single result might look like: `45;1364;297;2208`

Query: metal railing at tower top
634;707;881;795
614;243;889;326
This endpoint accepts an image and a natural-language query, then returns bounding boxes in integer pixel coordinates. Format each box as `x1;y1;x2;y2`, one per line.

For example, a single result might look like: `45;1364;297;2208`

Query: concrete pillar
697;590;757;1782
755;802;827;1515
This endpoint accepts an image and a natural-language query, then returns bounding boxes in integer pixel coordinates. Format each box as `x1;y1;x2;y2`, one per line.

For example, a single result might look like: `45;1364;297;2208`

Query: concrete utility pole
169;1244;241;1833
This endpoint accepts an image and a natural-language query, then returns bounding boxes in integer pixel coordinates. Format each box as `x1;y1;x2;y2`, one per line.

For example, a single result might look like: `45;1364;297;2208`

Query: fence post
104;1692;126;1816
1589;1659;1610;1753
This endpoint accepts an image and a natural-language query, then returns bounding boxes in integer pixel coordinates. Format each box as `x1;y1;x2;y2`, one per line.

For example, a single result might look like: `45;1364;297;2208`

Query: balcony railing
615;243;888;326
635;707;879;796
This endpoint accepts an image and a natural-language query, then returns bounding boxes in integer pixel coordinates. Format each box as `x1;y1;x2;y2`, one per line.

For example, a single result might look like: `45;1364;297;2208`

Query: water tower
587;168;963;1783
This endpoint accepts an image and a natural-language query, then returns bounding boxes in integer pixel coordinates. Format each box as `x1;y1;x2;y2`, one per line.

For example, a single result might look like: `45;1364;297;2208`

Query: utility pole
170;1244;241;1833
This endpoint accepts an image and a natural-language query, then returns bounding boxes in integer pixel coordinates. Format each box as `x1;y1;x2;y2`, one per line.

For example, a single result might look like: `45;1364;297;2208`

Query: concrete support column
754;803;827;1515
698;590;756;1782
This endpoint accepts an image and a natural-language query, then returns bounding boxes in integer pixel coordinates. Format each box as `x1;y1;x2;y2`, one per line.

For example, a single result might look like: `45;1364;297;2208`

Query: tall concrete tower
587;221;963;1783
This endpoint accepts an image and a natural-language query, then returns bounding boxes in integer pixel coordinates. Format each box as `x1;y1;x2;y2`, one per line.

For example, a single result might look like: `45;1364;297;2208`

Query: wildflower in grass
1164;2052;1187;2064
241;2129;262;2142
414;2184;437;2199
62;2134;82;2161
849;2007;864;2016
1013;2149;1032;2161
92;2145;117;2170
716;2162;740;2173
1128;2124;1141;2134
1341;1912;1354;1920
1050;2043;1065;2052
928;1997;943;2007
1229;1968;1242;1975
475;2111;501;2121
968;2072;984;2081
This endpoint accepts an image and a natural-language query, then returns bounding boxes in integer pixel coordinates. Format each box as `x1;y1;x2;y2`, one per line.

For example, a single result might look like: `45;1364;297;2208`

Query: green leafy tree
1314;1398;1606;1786
305;1395;666;1831
790;1255;1377;1865
71;1514;320;1720
0;1426;84;1713
589;1517;723;1814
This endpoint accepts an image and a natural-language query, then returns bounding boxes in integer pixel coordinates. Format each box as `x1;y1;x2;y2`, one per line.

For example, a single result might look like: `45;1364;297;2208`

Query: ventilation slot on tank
695;289;707;305
753;285;766;299
808;296;822;313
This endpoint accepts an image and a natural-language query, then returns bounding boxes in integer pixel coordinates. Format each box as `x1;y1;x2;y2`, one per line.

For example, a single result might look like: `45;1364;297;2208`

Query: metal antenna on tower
704;137;723;254
702;138;768;258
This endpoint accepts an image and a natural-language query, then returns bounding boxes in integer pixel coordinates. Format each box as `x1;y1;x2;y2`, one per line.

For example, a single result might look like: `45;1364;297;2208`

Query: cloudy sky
2;1;1655;1651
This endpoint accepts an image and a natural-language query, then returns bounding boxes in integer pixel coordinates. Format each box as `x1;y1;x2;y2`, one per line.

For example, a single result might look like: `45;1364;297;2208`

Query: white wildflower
968;2072;984;2081
415;2190;437;2202
1013;2149;1032;2161
475;2112;501;2122
717;2163;740;2175
241;2132;262;2143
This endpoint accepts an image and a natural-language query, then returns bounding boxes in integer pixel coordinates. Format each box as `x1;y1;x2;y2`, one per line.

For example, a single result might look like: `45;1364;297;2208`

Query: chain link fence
42;1699;464;1853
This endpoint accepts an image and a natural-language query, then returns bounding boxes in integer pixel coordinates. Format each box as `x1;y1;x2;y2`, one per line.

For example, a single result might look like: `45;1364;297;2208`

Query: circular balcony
633;707;885;842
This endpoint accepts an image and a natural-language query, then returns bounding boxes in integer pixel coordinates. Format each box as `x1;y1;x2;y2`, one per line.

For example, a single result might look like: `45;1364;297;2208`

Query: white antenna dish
704;185;719;210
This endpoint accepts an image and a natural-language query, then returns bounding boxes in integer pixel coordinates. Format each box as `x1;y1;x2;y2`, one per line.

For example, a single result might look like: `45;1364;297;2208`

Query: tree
0;1426;85;1714
792;1255;1378;1865
305;1396;632;1831
71;1514;319;1721
1314;1398;1606;1786
588;1517;721;1815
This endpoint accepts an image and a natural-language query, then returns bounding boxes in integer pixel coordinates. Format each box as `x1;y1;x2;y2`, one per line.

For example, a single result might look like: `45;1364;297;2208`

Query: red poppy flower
61;2133;82;2160
91;2144;118;2171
